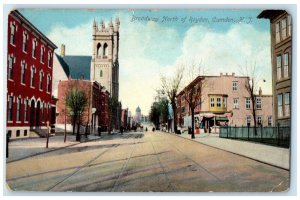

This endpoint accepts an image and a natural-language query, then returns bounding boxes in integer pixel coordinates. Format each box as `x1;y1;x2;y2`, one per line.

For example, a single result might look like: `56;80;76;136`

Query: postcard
5;7;291;193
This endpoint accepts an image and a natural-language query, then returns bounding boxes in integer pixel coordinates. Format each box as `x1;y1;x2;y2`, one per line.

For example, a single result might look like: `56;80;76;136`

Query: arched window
103;43;108;58
97;43;101;57
100;70;103;77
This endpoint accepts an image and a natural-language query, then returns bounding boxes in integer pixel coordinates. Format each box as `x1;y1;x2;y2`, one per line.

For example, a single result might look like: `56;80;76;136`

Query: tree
108;96;118;134
65;87;88;141
149;102;160;129
182;60;206;139
161;67;184;133
241;61;262;135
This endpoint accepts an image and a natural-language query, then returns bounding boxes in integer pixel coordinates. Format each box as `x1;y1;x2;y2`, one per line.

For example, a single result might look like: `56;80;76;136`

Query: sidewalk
6;132;106;163
169;131;290;170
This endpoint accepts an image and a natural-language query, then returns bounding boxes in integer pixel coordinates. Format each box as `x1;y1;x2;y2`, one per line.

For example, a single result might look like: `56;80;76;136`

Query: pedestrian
145;127;148;132
98;126;101;137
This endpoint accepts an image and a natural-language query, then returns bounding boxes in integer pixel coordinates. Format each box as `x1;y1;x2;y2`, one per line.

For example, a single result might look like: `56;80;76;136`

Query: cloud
47;20;93;55
46;12;272;116
175;23;272;95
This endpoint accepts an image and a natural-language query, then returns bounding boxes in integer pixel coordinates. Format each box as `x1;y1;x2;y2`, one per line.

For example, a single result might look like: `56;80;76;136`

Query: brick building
257;10;292;127
56;79;109;132
7;10;57;138
176;73;273;131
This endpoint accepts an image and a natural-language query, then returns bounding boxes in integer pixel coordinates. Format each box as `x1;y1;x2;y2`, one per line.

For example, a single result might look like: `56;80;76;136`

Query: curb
163;131;289;171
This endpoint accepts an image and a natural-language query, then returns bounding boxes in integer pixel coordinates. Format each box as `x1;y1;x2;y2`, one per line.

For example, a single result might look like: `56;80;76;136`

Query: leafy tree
65;89;87;141
108;96;119;134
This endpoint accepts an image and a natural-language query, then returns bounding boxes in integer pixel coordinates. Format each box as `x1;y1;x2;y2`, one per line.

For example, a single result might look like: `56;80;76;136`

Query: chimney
220;73;223;76
225;73;228;76
259;87;262;96
61;44;65;57
80;75;84;80
232;72;235;76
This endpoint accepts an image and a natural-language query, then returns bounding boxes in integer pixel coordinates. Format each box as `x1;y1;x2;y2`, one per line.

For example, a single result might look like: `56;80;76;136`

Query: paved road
6;131;289;192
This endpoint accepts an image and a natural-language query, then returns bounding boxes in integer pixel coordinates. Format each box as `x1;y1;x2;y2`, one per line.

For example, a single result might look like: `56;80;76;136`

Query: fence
219;124;290;148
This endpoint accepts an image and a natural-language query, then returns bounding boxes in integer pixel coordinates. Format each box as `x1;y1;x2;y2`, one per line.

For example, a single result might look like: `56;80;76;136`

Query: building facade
56;79;109;132
257;10;292;127
176;73;273;130
90;18;120;100
7;10;57;139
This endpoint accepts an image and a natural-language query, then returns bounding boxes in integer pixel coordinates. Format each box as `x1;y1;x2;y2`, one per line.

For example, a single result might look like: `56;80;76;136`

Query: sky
19;9;272;115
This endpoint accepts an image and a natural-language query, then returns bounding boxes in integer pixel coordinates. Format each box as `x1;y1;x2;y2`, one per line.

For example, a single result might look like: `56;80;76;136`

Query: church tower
91;17;120;100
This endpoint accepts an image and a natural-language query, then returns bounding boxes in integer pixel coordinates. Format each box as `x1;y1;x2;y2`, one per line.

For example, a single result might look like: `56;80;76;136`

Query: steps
31;129;55;138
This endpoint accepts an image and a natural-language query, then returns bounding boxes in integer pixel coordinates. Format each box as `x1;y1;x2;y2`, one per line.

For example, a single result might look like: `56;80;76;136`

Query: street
6;131;289;192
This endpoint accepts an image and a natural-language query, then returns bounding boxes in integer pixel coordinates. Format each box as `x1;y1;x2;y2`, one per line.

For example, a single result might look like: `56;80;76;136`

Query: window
22;31;28;52
277;55;282;80
40;46;45;63
30;66;35;87
10;23;16;45
256;97;262;109
246;98;251;109
281;18;287;40
278;94;283;118
232;81;237;91
7;130;12;138
287;15;291;37
8;55;14;80
257;116;262;126
8;96;13;121
223;97;227;108
39;71;43;90
283;53;289;78
24;99;28;121
24;130;28;136
268;116;272;126
100;70;103;77
216;98;221;107
233;98;239;109
97;43;101;57
48;51;52;67
16;130;20;137
16;97;21;122
47;75;51;92
275;22;280;43
32;39;37;58
284;92;290;117
210;97;215;107
181;106;185;113
21;61;26;84
246;116;251;127
103;43;108;58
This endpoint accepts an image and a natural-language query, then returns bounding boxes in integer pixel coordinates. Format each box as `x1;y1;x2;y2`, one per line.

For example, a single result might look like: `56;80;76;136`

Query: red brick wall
7;12;55;132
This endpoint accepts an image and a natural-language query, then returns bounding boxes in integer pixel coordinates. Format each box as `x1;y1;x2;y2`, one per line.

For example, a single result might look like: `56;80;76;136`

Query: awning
215;116;229;121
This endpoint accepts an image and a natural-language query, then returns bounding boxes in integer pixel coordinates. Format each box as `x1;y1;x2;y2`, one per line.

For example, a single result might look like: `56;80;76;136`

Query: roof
136;106;141;113
55;53;70;77
257;10;287;21
11;10;57;49
62;56;92;80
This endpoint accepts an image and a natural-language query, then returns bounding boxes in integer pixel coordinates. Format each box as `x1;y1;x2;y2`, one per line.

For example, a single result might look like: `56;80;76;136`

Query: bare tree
182;60;206;139
240;61;262;135
161;66;184;133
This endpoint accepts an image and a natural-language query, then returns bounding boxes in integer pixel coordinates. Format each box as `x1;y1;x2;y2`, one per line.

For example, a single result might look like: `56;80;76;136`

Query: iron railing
219;124;290;148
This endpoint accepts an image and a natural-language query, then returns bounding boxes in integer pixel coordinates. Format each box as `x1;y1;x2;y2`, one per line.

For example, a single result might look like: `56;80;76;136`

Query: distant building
134;106;142;124
257;10;292;127
176;73;273;130
7;10;57;138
